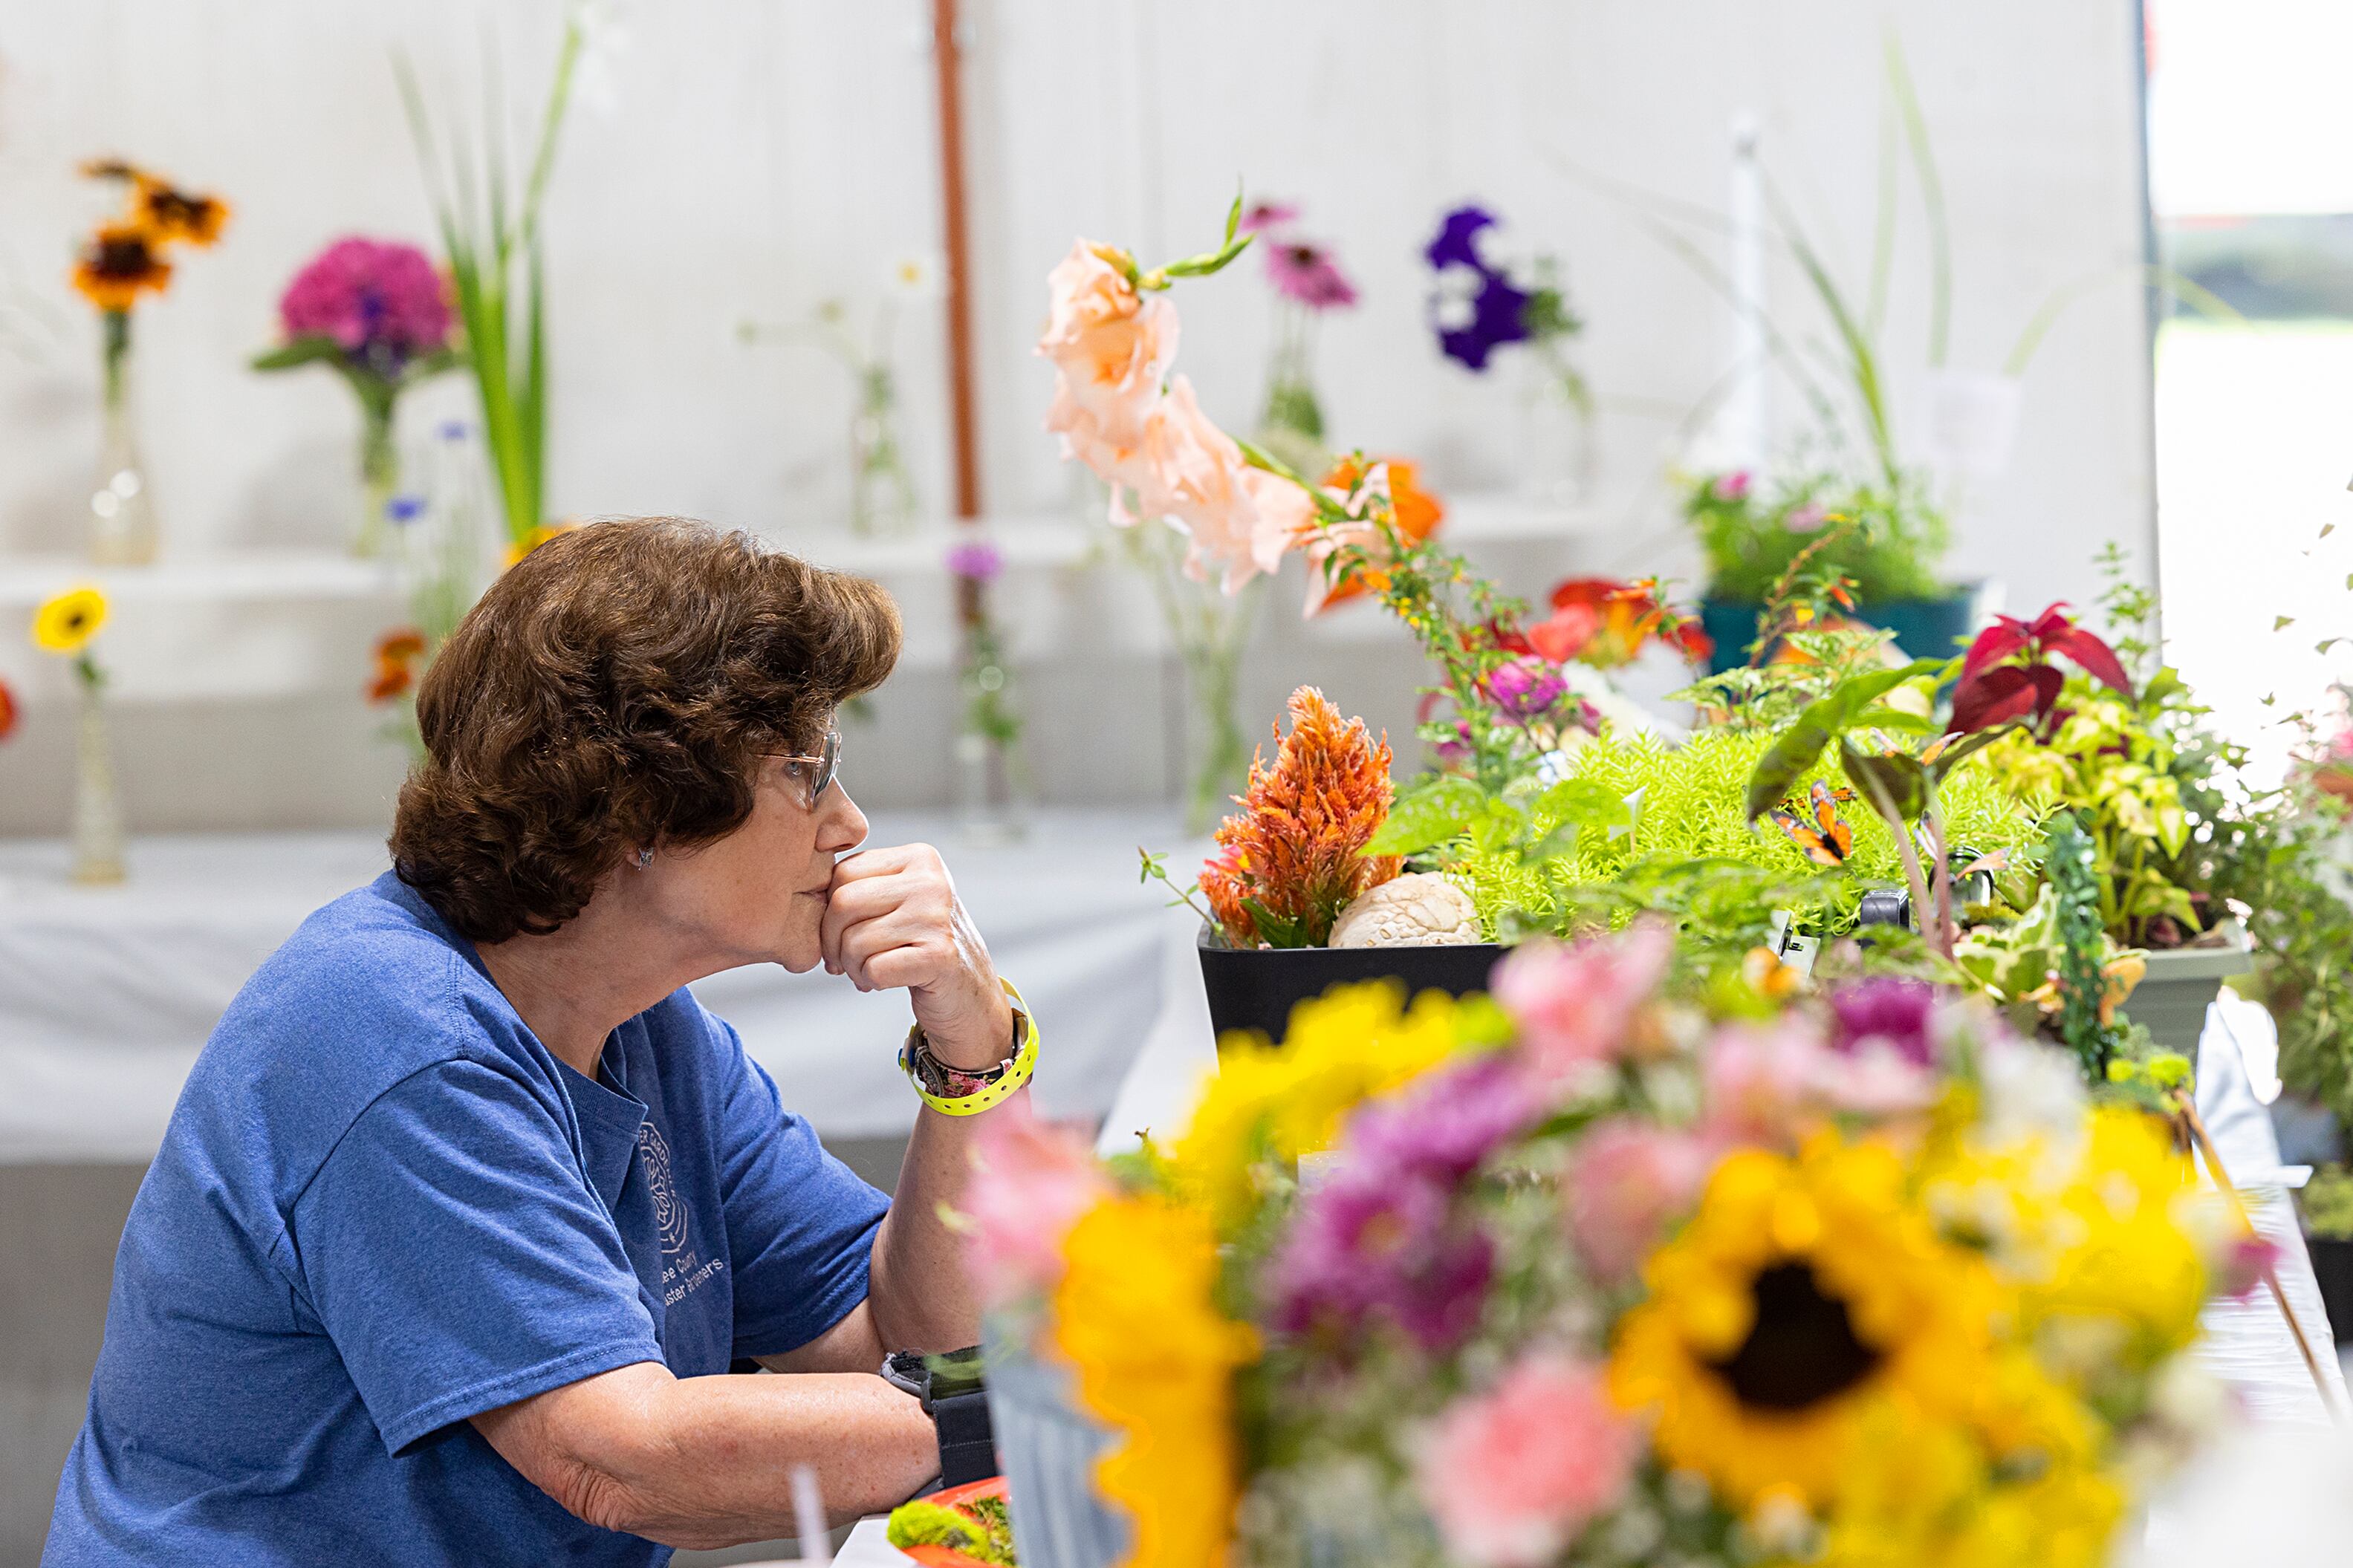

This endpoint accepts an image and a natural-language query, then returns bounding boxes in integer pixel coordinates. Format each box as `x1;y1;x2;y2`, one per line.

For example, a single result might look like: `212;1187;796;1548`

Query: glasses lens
809;729;840;806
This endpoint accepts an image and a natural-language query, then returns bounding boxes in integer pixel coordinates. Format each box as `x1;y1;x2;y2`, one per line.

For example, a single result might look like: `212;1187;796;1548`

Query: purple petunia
279;237;452;374
1425;204;1499;271
1427;204;1536;372
1827;977;1938;1067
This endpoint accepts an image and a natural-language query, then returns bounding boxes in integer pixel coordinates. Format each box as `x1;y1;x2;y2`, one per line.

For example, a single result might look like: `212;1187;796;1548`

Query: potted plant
2297;1162;2353;1346
1146;686;1504;1052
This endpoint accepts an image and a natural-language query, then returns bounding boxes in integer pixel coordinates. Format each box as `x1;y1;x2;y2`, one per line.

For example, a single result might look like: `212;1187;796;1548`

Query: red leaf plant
1949;602;2132;740
1200;686;1403;948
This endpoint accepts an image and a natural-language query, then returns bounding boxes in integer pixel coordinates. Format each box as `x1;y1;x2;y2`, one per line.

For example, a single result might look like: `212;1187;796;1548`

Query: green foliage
886;1500;1014;1565
1672;625;1915;733
2047;813;2128;1080
2299;1163;2353;1242
1684;472;1949;607
1447;728;2040;951
395;13;584;546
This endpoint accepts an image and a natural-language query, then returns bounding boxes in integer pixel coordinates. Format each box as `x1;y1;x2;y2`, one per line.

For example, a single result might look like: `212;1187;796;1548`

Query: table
0;811;1198;1161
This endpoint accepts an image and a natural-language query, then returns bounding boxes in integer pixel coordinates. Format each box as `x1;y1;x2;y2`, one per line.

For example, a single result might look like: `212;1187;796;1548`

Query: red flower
367;627;428;705
1949;603;2132;738
1520;578;1711;670
0;677;18;742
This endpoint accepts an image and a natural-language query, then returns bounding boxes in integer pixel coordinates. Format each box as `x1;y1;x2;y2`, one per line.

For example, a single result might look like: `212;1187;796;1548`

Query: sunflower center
1707;1260;1882;1412
91;235;158;279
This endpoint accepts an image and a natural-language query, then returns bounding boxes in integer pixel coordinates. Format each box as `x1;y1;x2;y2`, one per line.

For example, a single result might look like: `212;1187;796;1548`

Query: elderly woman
46;519;1029;1564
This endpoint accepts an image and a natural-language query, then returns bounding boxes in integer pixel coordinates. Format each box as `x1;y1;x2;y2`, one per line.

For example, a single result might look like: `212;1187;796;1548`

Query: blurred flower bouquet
972;932;2253;1568
1426;204;1591;503
71;159;230;563
253;237;460;557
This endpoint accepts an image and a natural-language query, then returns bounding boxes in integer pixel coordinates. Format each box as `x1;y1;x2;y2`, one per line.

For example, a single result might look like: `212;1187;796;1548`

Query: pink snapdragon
1564;1119;1713;1284
1490;921;1674;1085
1415;1353;1640;1567
961;1108;1110;1311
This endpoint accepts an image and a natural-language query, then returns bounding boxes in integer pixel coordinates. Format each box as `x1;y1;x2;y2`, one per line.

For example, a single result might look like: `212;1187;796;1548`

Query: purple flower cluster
1481;655;1570;722
1272;1055;1539;1352
279;237;452;374
1827;977;1938;1067
1425;204;1531;371
946;538;1004;583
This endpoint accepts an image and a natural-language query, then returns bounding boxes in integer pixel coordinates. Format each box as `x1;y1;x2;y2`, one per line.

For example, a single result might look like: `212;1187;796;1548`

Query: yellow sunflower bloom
1169;980;1467;1234
503;521;577;569
1608;1133;2001;1509
1053;1193;1256;1568
32;586;109;655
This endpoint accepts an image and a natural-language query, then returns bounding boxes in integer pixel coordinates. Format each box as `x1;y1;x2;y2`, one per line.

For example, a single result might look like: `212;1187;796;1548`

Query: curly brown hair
390;518;901;943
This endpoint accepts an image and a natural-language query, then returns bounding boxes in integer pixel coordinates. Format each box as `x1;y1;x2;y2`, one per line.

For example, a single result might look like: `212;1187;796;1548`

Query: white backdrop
0;0;2158;828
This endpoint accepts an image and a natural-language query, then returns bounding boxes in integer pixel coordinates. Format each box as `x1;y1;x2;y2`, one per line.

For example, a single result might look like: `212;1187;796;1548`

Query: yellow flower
2022;1106;2210;1368
1608;1133;2000;1509
1169;980;1467;1234
503;521;577;568
32;586;109;655
1053;1193;1256;1568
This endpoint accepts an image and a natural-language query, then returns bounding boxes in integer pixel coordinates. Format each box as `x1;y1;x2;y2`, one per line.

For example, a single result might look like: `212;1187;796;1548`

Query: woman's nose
817;784;869;853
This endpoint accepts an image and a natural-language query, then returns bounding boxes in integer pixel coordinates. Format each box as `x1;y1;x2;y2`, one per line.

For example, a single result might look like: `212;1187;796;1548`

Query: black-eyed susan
72;224;172;313
1609;1133;1999;1509
131;176;230;248
32;585;109;657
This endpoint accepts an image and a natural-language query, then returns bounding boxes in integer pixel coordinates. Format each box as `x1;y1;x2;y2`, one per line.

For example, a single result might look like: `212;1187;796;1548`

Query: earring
635;848;654;869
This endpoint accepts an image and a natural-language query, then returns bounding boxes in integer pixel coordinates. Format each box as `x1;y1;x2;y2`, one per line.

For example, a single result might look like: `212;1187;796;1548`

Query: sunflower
72;225;172;312
130;176;230;247
1609;1133;1999;1509
32;586;109;656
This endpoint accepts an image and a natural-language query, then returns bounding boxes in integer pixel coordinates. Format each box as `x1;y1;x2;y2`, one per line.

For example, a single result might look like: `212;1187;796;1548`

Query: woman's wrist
918;990;1018;1073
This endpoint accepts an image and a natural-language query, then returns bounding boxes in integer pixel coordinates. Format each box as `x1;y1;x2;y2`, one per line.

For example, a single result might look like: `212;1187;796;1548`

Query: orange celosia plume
1199;686;1401;947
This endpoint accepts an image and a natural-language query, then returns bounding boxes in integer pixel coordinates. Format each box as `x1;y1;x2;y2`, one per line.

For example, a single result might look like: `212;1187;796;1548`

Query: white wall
0;0;2156;827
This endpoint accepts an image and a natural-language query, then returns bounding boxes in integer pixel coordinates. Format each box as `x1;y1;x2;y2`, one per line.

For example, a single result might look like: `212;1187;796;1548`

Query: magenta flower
1273;1170;1493;1351
1237;201;1301;235
1828;978;1938;1067
1490;921;1674;1087
277;237;452;373
1711;469;1753;502
1415;1352;1640;1567
946;539;1004;583
1265;238;1358;310
1481;656;1569;722
1349;1055;1542;1182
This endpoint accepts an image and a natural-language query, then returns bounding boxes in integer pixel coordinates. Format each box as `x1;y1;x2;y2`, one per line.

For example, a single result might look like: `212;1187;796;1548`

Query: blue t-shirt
44;872;891;1567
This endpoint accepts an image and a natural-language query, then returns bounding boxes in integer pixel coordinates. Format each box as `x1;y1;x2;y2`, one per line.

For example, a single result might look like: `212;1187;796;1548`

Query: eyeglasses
773;728;842;809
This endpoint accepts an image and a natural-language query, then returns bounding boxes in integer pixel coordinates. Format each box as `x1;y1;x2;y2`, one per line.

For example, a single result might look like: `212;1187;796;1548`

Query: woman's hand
820;843;1014;1071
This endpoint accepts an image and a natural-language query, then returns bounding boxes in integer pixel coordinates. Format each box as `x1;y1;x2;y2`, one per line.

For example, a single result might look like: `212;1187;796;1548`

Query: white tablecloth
0;812;1197;1162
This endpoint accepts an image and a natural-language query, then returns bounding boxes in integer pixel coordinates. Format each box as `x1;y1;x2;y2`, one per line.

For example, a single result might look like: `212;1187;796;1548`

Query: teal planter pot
1699;586;1982;675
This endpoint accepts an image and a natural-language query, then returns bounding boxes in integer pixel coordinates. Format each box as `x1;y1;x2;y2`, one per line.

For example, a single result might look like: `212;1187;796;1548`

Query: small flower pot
2126;925;2254;1055
1196;925;1509;1055
2307;1234;2353;1346
1699;586;1982;675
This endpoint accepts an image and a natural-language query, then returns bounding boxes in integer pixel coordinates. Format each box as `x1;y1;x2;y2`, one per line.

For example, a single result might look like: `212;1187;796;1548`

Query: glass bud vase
70;674;127;885
1518;355;1597;509
849;365;918;536
90;320;158;565
353;406;400;560
954;616;1025;846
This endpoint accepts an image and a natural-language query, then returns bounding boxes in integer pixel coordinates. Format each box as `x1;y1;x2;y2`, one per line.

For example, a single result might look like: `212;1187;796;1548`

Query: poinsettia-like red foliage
1948;602;2132;738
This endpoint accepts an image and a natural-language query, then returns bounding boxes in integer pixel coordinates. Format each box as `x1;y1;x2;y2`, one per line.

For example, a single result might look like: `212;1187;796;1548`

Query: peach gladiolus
1039;239;1180;494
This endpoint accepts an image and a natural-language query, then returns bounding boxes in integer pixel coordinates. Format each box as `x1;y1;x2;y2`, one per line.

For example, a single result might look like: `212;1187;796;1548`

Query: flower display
72;160;226;319
974;923;2246;1568
1198;686;1401;949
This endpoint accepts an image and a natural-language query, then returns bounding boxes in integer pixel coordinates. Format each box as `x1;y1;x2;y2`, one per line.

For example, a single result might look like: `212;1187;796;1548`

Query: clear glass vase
353;405;400;560
954;610;1025;845
1256;305;1330;478
89;316;158;565
1518;352;1597;508
849;365;918;536
1119;522;1268;831
70;674;127;885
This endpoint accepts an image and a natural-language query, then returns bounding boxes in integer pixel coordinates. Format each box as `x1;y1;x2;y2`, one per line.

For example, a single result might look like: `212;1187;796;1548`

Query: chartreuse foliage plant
1382;727;2039;951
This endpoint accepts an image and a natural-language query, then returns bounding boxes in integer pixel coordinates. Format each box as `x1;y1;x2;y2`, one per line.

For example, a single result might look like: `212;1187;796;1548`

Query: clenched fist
820;843;1014;1073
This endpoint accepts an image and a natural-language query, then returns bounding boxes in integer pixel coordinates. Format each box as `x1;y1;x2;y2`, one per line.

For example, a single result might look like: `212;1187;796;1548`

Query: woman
46;519;1027;1564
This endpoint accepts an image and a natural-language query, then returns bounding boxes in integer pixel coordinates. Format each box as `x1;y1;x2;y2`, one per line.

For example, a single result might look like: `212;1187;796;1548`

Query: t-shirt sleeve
288;1058;666;1456
706;1018;891;1359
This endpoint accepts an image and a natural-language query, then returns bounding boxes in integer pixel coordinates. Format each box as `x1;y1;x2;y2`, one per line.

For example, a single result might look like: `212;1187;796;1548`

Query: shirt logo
637;1121;691;1256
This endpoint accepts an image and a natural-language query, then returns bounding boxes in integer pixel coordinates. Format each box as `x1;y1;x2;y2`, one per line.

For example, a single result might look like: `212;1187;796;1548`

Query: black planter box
1196;927;1509;1054
2309;1235;2353;1347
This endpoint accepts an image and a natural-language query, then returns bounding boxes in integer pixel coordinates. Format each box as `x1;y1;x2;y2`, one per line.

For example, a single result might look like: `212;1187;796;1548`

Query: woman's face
637;749;869;975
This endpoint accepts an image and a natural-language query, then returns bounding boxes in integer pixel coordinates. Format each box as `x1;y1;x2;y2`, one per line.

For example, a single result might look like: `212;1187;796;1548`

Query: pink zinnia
1265;238;1358;310
1565;1119;1712;1283
961;1108;1110;1311
1490;921;1674;1085
1415;1352;1640;1567
278;237;452;368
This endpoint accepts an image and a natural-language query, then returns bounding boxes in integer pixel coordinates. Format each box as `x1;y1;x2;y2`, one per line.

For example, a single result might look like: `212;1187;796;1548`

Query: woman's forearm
866;1089;1029;1351
474;1360;936;1551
